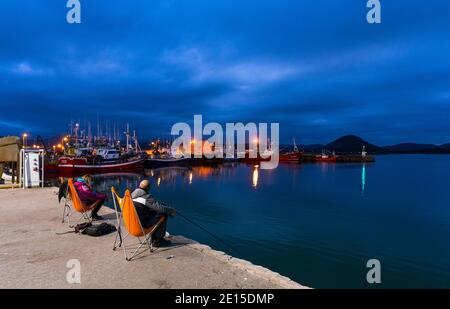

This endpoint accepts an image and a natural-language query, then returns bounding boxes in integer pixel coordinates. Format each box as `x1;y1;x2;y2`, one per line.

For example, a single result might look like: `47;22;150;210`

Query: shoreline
181;237;305;289
0;187;307;289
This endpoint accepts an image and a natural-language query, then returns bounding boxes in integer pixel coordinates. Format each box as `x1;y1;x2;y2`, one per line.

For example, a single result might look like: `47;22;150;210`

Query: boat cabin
97;149;120;161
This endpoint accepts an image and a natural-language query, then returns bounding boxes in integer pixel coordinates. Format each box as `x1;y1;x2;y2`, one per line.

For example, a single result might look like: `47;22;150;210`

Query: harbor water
66;155;450;288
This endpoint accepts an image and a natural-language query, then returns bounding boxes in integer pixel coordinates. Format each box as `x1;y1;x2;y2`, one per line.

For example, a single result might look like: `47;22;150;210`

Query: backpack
81;222;117;237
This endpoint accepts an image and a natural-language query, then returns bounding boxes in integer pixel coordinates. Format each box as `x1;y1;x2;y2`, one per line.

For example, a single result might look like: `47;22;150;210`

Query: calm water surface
88;155;450;288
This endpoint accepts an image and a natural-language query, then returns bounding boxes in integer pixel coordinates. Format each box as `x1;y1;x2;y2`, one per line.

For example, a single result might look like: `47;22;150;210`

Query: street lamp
22;133;28;148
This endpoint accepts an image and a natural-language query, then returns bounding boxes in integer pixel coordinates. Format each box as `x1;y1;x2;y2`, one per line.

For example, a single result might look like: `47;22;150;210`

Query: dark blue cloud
0;0;449;145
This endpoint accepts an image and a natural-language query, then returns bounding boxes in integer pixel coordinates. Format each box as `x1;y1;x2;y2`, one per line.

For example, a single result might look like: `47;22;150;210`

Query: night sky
1;0;449;145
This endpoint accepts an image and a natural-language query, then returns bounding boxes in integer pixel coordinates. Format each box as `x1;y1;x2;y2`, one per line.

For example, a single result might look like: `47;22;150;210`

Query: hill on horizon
325;135;386;153
384;143;440;152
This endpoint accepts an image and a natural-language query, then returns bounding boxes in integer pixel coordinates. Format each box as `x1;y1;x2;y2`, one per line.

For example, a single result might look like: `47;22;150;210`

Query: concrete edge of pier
183;238;307;289
0;187;309;289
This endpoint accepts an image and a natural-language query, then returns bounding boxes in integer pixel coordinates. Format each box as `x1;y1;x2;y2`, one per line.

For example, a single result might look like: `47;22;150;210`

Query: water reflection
252;165;259;188
43;156;450;288
145;167;190;183
143;163;243;186
361;163;366;195
319;162;336;175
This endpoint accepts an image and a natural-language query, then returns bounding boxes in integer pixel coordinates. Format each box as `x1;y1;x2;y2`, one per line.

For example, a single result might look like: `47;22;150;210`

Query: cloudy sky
0;0;449;145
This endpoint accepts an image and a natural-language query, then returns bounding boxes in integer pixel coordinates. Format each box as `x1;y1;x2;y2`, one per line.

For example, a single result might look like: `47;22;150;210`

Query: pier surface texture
0;188;306;289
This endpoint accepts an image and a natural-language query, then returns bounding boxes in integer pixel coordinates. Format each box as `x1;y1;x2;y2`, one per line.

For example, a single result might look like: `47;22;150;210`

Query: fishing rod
176;211;243;256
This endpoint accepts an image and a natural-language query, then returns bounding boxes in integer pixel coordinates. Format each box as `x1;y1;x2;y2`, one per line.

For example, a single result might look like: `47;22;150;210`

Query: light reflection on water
252;165;259;188
50;155;450;288
361;163;366;195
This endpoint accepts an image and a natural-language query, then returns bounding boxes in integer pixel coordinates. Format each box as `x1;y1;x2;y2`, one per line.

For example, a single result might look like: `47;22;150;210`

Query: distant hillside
384;143;440;152
325;135;385;153
384;142;450;154
284;136;450;154
440;143;450;150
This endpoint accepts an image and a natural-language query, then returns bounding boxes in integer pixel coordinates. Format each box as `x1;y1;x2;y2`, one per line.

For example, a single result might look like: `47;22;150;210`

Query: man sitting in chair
74;175;107;220
131;180;176;247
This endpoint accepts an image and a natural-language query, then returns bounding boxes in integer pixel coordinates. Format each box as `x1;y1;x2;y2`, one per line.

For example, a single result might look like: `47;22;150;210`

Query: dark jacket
131;188;174;227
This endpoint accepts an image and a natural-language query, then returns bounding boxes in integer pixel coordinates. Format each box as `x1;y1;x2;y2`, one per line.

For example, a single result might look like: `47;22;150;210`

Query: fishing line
177;211;243;256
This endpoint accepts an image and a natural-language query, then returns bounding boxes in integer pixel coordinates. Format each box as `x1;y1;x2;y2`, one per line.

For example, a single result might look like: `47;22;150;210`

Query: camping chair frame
62;179;100;227
111;186;165;261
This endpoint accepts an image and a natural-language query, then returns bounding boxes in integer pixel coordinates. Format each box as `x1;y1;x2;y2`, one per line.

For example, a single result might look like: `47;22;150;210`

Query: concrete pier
0;188;306;289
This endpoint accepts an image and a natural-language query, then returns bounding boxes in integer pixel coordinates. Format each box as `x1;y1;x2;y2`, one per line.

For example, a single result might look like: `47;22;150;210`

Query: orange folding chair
111;186;165;261
62;179;100;227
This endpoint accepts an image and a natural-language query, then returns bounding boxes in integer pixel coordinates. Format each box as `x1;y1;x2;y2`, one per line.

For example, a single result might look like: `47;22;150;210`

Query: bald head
139;180;150;191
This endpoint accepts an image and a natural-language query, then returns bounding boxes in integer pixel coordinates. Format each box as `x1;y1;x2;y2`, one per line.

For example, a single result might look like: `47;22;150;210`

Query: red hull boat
279;137;303;162
56;156;146;174
315;156;336;162
279;151;303;162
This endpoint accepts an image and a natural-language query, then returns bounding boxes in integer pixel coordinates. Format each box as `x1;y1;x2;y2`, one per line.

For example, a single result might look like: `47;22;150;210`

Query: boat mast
133;130;139;151
74;123;79;145
87;122;92;144
69;120;74;137
125;123;130;152
96;112;100;141
293;137;299;152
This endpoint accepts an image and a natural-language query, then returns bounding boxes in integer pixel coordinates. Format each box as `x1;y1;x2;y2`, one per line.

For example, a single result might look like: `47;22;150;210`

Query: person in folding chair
74;175;107;220
131;180;176;247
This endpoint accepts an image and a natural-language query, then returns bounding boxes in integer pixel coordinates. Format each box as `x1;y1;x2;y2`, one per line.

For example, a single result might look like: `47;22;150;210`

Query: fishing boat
144;156;191;168
53;122;147;174
144;139;191;167
57;153;147;174
279;138;303;162
315;150;337;162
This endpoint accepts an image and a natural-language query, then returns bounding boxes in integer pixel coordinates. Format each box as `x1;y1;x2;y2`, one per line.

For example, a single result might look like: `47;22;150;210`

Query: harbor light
22;133;28;148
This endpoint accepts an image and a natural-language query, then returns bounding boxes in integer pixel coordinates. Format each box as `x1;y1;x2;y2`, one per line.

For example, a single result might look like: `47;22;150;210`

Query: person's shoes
91;213;103;221
152;238;172;247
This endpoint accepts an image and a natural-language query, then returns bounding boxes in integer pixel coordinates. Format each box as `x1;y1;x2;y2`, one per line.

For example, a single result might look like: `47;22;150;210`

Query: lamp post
62;136;69;150
22;133;28;149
